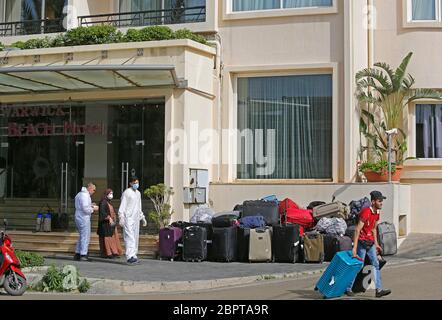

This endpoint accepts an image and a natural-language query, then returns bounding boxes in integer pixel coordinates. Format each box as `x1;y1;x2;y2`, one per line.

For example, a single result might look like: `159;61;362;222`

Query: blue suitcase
315;250;364;299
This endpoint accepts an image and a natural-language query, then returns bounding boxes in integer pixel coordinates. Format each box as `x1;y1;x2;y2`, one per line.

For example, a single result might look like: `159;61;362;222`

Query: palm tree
356;52;442;165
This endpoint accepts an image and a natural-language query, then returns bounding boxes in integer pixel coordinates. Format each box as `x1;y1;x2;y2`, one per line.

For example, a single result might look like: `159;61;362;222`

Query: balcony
0;17;66;37
78;6;206;29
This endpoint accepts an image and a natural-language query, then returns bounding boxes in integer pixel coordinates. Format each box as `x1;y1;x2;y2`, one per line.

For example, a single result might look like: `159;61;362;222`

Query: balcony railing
0;17;66;37
78;6;206;28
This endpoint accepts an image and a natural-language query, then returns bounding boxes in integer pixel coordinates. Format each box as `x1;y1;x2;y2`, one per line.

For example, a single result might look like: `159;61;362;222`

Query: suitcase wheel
314;287;318;291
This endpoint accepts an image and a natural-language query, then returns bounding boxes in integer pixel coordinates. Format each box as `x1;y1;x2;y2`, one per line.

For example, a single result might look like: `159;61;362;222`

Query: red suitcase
279;199;315;229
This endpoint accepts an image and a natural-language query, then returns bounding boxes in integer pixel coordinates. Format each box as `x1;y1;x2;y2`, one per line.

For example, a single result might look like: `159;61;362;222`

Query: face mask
132;183;139;190
107;193;113;200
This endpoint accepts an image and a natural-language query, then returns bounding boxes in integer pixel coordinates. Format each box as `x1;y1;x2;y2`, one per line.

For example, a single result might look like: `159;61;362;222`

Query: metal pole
388;134;392;184
65;163;68;213
121;162;124;195
60;163;63;211
10;167;13;198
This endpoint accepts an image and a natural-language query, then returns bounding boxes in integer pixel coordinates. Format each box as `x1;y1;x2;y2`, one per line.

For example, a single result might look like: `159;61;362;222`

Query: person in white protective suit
118;177;147;264
74;183;98;261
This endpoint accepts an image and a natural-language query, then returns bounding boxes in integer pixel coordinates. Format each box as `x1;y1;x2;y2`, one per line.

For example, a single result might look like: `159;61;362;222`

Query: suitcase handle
346;251;363;262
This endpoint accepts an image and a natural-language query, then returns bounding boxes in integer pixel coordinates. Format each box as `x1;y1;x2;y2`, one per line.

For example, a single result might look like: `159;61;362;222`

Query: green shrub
31;265;90;293
0;42;4;51
7;25;207;50
16;250;45;268
63;25;123;46
360;160;397;174
174;28;207;45
123;28;144;42
11;37;53;50
78;278;91;293
124;26;175;42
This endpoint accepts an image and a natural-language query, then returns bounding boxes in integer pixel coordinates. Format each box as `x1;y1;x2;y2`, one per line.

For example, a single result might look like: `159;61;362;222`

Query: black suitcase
210;227;238;262
183;222;213;240
237;227;251;262
242;200;279;226
272;224;300;263
352;254;387;293
182;226;208;262
323;234;353;262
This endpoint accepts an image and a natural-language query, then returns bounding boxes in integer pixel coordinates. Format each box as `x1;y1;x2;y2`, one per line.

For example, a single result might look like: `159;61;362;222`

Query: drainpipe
367;0;375;161
208;34;223;183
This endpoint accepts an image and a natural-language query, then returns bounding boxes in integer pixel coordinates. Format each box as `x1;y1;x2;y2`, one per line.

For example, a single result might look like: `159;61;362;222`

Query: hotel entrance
0;99;165;202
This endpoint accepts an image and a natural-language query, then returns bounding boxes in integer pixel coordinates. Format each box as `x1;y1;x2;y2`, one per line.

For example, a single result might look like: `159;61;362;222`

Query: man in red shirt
346;191;392;298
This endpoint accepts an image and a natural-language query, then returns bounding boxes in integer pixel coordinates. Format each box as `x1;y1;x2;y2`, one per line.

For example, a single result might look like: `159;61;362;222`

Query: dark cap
370;191;386;201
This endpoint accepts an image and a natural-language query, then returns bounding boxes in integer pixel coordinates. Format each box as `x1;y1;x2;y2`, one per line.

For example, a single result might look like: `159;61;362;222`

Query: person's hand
109;217;114;225
352;248;358;259
92;205;99;212
119;216;125;227
141;217;147;227
376;245;383;254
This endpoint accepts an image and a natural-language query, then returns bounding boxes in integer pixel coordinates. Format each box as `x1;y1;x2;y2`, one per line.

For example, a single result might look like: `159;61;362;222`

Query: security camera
386;128;398;135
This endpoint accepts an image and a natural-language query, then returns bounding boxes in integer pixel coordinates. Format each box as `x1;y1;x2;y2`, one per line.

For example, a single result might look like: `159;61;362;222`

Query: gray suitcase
302;232;324;263
312;202;349;221
377;222;397;256
249;227;272;262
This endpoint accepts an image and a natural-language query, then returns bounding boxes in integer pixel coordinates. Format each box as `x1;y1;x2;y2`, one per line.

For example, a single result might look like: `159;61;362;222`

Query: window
0;0;67;35
232;0;333;12
409;0;441;21
237;74;333;180
416;104;442;158
119;0;205;23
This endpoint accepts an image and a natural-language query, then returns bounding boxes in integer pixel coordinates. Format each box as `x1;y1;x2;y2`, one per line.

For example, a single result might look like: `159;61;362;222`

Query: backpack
348;197;371;225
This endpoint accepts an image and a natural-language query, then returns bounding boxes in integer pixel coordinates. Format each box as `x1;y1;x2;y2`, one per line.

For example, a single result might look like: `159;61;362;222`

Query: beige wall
410;184;442;233
216;0;348;182
210;182;411;237
373;0;442;89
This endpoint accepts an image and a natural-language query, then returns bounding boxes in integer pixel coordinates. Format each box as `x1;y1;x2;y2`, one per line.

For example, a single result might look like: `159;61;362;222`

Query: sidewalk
24;233;442;294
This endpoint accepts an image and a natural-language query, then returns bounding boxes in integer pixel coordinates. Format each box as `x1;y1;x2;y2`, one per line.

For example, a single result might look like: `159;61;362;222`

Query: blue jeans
347;241;383;291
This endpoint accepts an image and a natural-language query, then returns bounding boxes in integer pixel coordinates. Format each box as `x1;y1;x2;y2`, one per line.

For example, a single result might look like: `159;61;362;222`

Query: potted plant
144;183;174;230
144;183;174;258
356;52;442;182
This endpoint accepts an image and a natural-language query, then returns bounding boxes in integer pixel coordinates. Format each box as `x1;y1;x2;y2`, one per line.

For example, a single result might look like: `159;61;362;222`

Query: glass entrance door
107;100;165;198
1;104;84;199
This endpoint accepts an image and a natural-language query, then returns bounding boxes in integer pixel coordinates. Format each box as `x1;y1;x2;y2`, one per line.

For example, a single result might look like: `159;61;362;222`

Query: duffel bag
212;214;240;228
312;202;349;221
239;216;266;229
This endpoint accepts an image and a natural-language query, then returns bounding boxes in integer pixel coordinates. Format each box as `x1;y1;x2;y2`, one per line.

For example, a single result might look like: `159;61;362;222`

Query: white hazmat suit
118;187;146;260
74;187;94;256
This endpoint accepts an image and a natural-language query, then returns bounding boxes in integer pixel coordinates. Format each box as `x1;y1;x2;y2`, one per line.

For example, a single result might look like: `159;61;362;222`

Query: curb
84;268;327;295
22;266;50;273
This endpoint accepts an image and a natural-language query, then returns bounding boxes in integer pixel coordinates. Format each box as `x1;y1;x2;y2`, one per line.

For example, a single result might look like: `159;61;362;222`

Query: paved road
4;256;442;300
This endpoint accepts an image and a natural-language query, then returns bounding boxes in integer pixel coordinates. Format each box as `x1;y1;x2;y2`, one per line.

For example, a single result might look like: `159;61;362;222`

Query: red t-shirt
358;207;380;241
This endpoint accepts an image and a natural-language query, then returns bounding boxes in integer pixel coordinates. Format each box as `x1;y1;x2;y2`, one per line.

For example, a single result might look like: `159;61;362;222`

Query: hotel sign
1;106;104;137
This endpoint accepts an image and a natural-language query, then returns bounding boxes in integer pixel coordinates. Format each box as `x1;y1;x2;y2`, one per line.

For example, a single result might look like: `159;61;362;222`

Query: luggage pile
158;195;398;264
